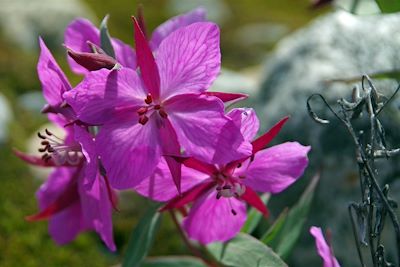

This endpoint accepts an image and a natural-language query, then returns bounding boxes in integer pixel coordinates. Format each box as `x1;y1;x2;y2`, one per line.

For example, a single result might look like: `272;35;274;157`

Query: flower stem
169;210;218;267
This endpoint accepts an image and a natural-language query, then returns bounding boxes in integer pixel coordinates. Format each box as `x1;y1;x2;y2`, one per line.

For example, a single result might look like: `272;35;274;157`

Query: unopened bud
67;48;117;71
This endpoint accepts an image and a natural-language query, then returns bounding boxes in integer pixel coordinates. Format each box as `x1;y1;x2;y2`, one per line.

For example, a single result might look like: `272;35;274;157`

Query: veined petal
38;38;72;106
150;7;206;50
96;114;162;189
135;158;209;202
64;18;136;74
132;16;160;99
63;68;146;125
310;227;341;267
157;22;221;99
183;190;247;245
166;94;252;164
242;142;311;194
227;108;260;142
79;171;116;251
240;187;269;217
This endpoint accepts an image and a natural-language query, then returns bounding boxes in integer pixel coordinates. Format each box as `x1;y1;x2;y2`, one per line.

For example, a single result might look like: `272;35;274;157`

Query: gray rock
0;0;95;50
257;11;400;266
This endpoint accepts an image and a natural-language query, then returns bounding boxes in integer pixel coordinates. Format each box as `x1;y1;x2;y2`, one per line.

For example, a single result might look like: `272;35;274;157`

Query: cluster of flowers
16;8;311;252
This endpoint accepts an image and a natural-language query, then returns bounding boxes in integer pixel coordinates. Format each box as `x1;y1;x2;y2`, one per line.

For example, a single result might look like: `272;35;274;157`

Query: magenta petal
64;68;146;125
242;142;311;194
150;7;206;50
135;158;209;202
166;94;252;164
96;115;162;189
183;190;247;244
157;22;221;99
38;38;71;106
175;157;217;175
49;202;87;245
227;108;260;142
132;16;160;99
79;171;116;251
251;116;289;154
310;227;341;267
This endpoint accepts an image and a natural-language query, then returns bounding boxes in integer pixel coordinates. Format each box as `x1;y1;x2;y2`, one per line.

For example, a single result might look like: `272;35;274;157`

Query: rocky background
2;0;400;266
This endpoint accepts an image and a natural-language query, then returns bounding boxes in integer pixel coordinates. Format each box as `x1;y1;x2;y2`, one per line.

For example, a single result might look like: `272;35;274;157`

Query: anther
154;104;161;110
237;163;242;168
41;141;49;146
222;185;232;190
139;115;149;125
216;186;222;191
38;147;47;153
37;132;46;139
231;209;237;216
45;129;53;136
137;107;148;115
145;93;153;104
216;192;222;199
159;109;168;118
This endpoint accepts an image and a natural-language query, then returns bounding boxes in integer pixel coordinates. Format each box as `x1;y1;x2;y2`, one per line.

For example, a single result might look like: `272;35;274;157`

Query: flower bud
67;48;118;71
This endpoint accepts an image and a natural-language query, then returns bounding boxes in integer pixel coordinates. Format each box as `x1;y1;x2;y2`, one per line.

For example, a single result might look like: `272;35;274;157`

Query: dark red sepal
132;16;160;99
160;181;215;211
240;187;269;218
26;181;79;221
251;116;289;154
205;92;248;103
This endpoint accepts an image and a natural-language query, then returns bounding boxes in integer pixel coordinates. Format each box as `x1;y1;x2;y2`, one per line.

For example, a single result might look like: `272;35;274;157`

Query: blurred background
2;0;400;266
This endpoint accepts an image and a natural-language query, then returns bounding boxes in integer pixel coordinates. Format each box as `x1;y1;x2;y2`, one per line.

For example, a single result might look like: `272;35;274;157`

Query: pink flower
137;108;311;244
310;226;341;267
64;8;206;74
64;21;252;191
15;39;116;251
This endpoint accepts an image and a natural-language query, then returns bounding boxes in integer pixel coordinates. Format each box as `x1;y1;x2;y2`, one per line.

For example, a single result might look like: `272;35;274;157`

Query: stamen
216;192;222;199
154;104;161;110
139;115;149;125
37;132;46;139
159;109;168;118
145;93;153;104
137;107;148;115
45;128;52;136
231;209;237;216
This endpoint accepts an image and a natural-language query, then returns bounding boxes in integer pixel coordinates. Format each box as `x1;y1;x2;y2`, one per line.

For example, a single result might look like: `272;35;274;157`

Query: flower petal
135;158;209;202
240;187;269;217
166;94;252;164
64;18;136;74
227;108;260;142
242;142;311;194
310;226;341;267
157;22;221;99
150;7;206;50
96;114;162;189
38;38;71;106
64;68;146;125
205;92;248;106
79;170;116;251
48;202;87;245
183;190;247;244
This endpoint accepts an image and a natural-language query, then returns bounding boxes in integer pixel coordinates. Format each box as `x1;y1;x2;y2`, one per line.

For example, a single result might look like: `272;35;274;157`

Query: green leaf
270;173;320;259
260;208;288;246
141;256;207;267
99;15;116;58
207;233;287;267
122;204;162;267
375;0;400;13
241;193;270;234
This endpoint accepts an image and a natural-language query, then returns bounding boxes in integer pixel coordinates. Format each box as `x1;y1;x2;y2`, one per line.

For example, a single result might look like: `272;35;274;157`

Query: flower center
37;129;82;166
137;93;168;125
